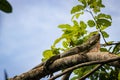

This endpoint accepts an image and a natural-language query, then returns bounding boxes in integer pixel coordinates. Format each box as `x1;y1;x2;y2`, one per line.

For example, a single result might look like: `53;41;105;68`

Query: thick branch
49;56;120;80
32;34;100;69
9;52;120;80
8;34;120;80
8;54;87;80
86;52;120;67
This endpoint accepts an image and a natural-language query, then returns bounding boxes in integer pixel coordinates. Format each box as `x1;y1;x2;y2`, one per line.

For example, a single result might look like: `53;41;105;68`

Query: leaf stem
86;8;108;44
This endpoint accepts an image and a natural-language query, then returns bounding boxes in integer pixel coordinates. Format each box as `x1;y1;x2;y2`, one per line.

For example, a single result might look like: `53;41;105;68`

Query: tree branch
8;51;120;80
8;53;88;80
61;71;72;80
86;52;120;67
101;42;120;47
32;33;100;70
8;34;120;80
49;56;120;80
78;64;103;80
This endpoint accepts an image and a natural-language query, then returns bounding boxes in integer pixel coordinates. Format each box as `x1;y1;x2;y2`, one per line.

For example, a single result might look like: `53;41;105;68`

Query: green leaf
102;31;109;38
71;76;79;80
118;72;120;80
71;5;84;14
112;43;120;53
80;21;87;28
42;50;54;61
62;41;68;48
89;0;105;13
87;20;95;27
58;24;71;29
107;41;114;45
87;0;95;5
73;20;79;26
97;0;105;8
100;26;109;30
90;1;100;13
53;37;63;47
75;39;83;45
51;47;60;55
89;31;98;36
0;0;12;13
97;13;112;20
71;12;84;20
100;48;108;52
78;0;87;7
75;13;80;19
97;19;111;27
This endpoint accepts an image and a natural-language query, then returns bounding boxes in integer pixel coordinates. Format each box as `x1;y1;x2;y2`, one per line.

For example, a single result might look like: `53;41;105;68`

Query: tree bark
8;52;120;80
86;52;120;67
8;34;120;80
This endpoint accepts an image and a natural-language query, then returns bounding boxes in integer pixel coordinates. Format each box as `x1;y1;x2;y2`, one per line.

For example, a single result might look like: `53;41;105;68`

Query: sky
0;0;120;80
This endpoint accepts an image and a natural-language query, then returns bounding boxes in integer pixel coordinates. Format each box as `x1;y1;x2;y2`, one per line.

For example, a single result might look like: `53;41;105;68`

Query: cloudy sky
0;0;120;80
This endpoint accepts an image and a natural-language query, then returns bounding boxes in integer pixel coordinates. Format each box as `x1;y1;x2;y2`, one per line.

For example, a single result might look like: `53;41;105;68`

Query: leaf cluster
42;0;120;80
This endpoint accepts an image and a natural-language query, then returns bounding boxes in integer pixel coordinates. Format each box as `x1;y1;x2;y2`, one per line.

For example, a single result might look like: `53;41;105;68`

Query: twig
61;71;72;80
77;64;103;80
101;42;120;47
49;57;120;80
86;8;108;44
4;69;8;80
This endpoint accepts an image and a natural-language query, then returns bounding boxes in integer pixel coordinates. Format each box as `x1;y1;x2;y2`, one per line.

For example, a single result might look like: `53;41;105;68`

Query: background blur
0;0;120;80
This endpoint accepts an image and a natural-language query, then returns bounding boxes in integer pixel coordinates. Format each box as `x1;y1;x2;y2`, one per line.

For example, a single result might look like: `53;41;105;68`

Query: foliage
42;0;120;80
0;0;12;13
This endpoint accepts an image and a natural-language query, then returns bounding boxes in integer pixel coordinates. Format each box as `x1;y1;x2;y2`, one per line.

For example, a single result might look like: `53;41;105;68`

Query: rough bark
8;52;120;80
86;52;120;67
8;34;120;80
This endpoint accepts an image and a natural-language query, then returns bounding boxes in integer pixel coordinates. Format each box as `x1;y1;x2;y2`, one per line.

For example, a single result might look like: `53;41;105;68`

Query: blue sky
0;0;120;80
